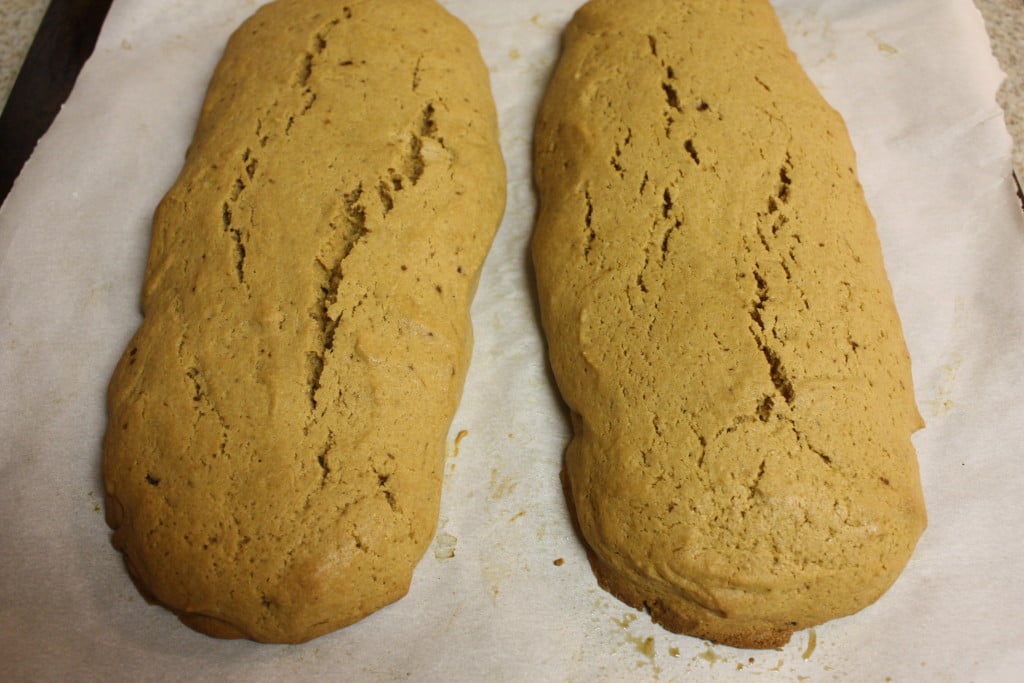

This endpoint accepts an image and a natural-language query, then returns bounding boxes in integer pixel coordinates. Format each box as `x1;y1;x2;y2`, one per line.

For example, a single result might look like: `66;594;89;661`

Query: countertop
0;0;48;111
976;0;1024;176
1;0;1023;174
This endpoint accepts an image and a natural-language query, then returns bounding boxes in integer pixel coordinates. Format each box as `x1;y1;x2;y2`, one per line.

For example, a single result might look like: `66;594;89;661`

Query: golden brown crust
103;0;505;643
533;0;925;648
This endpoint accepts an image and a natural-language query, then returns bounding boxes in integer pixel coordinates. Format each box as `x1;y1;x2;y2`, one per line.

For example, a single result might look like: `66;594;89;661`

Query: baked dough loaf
103;0;505;643
533;0;926;649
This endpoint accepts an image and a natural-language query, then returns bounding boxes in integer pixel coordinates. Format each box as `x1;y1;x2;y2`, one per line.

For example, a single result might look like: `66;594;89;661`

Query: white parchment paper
1;0;1022;680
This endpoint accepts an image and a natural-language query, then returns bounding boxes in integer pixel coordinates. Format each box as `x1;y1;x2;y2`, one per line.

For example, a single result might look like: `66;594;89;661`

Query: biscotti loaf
103;0;505;643
533;0;926;649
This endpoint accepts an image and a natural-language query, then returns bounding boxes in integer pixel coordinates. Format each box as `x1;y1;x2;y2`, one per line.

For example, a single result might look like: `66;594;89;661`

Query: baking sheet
1;0;1022;680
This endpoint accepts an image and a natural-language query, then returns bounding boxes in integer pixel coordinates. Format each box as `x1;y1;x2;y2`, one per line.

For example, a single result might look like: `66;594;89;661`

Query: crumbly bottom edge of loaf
121;556;406;644
114;544;251;640
559;471;797;650
586;551;796;650
109;511;408;644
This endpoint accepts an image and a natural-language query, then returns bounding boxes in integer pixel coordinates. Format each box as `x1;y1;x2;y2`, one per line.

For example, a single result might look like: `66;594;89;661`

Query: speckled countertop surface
976;0;1024;175
0;0;48;108
1;0;1023;173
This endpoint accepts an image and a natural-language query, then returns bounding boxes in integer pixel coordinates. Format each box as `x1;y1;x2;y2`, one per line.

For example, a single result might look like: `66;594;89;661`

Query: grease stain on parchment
867;30;899;54
928;352;962;417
